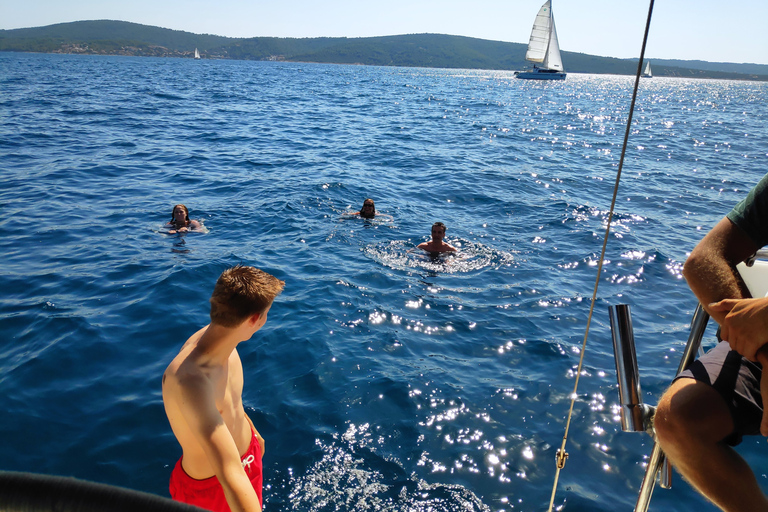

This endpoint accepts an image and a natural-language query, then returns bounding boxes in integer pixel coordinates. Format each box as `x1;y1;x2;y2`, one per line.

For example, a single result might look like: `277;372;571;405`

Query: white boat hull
514;69;566;80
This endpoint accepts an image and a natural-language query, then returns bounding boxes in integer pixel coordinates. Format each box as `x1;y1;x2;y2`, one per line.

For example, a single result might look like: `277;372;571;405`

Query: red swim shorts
169;428;263;512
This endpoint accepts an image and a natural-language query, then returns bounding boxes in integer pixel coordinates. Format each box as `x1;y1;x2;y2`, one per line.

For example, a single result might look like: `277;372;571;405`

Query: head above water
431;222;447;237
209;265;285;327
171;204;190;225
360;198;376;219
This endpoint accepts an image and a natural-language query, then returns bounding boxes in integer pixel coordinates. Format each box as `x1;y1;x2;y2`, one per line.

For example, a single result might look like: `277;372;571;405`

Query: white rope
546;2;656;510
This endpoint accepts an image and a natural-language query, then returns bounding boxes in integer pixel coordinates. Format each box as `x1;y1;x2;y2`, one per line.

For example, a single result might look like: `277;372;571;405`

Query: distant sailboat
642;61;652;78
194;48;201;60
515;0;566;80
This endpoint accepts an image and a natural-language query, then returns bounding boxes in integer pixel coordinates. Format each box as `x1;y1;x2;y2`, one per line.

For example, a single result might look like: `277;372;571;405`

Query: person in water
167;204;202;234
353;198;377;219
347;198;393;221
163;265;285;512
417;222;457;254
345;198;381;219
654;173;768;511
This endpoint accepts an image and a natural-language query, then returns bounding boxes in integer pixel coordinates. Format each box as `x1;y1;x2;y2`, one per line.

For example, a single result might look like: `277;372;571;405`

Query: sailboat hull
514;69;566;80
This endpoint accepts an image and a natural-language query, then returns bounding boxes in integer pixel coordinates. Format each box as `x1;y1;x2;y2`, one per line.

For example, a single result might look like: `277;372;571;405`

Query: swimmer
163;265;285;512
346;199;393;221
167;204;203;234
416;222;457;254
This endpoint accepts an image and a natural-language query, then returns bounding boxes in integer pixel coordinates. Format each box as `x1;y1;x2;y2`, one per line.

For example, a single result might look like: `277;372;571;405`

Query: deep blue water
1;51;767;511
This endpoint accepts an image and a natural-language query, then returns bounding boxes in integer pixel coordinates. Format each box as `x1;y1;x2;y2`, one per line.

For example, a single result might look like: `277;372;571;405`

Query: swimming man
417;222;457;255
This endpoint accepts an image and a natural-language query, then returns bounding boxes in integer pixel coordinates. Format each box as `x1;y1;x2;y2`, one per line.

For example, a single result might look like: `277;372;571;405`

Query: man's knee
654;379;733;448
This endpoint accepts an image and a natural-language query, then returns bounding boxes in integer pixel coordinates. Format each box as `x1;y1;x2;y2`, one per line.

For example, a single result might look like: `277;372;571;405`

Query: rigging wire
546;1;656;510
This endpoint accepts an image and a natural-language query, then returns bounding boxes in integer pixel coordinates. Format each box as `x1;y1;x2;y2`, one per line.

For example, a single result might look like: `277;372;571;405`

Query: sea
1;51;767;512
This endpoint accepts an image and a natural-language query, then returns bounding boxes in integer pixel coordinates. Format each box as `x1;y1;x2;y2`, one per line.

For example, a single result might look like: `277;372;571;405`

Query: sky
2;0;768;65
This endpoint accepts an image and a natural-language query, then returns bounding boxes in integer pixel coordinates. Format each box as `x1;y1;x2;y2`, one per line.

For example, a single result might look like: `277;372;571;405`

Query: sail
525;0;553;63
194;48;200;59
643;61;652;76
525;0;563;71
542;16;563;71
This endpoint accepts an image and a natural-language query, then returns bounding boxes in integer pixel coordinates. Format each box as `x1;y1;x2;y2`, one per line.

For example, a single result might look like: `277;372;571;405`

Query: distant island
2;20;767;81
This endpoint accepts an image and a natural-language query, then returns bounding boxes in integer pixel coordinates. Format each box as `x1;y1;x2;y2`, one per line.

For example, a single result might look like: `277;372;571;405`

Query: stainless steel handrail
609;303;710;512
609;305;652;432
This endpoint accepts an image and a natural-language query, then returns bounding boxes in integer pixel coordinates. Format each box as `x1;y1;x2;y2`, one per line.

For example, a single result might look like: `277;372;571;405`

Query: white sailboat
194;48;201;60
642;61;652;78
515;0;566;80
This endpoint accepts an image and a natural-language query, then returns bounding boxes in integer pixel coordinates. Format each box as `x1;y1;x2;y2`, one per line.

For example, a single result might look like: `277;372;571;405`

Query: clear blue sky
2;0;768;65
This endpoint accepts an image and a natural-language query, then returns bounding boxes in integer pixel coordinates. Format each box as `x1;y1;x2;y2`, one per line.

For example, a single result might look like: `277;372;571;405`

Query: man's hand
710;297;768;361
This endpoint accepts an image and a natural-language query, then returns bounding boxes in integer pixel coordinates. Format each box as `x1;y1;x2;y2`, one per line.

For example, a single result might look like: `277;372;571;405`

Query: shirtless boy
417;222;457;254
163;265;284;512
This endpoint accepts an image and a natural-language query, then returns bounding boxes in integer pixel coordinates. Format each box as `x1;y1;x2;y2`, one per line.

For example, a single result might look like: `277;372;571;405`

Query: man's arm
684;216;768;435
682;216;756;323
684;216;768;360
175;377;262;512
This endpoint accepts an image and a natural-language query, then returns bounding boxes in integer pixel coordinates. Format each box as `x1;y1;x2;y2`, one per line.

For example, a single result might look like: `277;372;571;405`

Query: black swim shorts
675;340;763;445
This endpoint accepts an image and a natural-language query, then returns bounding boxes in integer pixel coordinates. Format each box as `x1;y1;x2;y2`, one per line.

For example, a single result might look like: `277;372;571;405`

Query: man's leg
655;378;768;512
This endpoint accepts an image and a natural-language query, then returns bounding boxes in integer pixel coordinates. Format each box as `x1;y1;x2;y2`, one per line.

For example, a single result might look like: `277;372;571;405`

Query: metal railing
608;303;710;512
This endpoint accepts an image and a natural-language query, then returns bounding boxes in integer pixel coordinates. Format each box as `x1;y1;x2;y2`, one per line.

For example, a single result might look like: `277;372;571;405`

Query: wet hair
170;204;190;227
209;265;285;327
360;198;376;219
432;222;447;233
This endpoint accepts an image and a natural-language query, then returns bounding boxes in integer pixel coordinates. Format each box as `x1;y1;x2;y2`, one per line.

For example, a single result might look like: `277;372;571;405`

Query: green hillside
2;20;766;81
285;34;526;70
0;20;233;53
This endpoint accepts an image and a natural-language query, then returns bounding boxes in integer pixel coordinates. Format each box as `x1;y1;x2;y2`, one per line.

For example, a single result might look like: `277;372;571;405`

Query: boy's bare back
162;266;284;512
162;325;254;480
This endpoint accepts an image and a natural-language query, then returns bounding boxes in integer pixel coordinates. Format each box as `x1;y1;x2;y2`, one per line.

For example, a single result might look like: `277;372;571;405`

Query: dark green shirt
727;174;768;249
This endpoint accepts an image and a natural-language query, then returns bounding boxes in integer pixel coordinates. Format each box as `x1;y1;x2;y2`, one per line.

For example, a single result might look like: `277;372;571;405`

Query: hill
1;20;766;81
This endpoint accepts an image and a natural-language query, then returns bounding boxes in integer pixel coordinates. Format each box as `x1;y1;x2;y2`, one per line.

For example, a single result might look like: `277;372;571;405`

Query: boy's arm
175;377;262;512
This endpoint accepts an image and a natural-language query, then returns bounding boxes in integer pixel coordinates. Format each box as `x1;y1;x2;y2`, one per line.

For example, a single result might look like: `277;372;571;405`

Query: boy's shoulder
163;328;207;386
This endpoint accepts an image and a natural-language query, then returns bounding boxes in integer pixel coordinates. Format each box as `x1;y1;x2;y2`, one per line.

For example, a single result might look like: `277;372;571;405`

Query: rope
546;1;656;510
